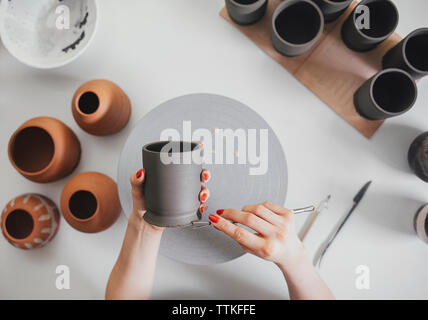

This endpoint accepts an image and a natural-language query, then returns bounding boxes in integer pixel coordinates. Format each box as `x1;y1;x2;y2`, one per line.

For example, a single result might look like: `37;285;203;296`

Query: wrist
275;240;310;274
129;209;164;238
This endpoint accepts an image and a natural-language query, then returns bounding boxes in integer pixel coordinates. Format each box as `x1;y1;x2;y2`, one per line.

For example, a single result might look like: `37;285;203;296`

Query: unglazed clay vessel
354;68;417;120
1;194;60;249
143;141;203;227
225;0;268;26
312;0;352;23
383;28;428;80
8;117;81;183
271;0;324;57
414;204;428;244
60;172;121;233
72;79;131;136
408;132;428;183
341;0;398;52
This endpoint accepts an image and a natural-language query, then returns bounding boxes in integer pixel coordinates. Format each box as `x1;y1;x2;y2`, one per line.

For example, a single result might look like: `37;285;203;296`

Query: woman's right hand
208;201;306;267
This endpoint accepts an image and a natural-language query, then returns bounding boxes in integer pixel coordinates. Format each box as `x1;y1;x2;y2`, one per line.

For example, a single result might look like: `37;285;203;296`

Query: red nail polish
203;173;209;181
136;169;144;179
201;193;207;201
200;205;207;213
209;214;219;223
216;209;224;215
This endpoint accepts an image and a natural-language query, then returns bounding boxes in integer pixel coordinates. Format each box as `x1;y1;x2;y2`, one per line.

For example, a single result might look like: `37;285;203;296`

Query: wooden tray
220;0;402;138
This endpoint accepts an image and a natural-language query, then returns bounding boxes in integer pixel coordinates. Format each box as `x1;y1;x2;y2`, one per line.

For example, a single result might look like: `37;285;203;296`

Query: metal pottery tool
299;195;331;241
193;205;317;229
315;181;372;268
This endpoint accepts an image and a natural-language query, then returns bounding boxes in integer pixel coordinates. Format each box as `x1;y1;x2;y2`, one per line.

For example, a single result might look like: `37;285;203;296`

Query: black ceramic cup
341;0;399;52
408;132;428;183
354;68;417;120
225;0;268;25
414;204;428;244
271;0;324;57
142;141;203;227
383;28;428;80
312;0;352;23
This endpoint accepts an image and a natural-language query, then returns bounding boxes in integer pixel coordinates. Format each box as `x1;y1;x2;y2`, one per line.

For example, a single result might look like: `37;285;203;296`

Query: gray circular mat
117;94;287;265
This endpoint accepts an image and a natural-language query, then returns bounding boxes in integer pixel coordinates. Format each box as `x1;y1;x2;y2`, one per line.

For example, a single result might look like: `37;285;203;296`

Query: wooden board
220;0;402;138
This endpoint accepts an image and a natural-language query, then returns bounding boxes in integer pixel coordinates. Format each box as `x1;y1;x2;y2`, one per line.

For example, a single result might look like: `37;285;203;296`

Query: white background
1;0;428;300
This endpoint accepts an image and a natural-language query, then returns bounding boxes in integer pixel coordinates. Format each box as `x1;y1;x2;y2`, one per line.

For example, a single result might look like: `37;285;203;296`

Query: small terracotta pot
60;172;121;233
71;79;131;136
8;117;81;183
1;194;60;249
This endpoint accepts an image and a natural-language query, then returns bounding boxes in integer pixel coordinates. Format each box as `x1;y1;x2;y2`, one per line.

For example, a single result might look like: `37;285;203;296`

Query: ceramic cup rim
1;206;35;243
369;68;417;116
351;0;399;42
319;0;352;5
143;141;202;154
0;0;99;69
67;189;100;222
401;28;428;75
272;0;325;48
8;125;56;178
229;0;267;8
415;204;428;242
74;89;109;119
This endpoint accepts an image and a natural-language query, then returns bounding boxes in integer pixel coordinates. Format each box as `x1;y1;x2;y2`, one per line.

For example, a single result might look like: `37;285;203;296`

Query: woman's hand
208;201;334;300
129;168;211;231
208;201;304;266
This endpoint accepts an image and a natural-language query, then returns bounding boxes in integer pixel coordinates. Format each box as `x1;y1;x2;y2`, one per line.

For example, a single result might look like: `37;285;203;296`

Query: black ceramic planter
354;68;417;120
341;0;399;52
225;0;268;26
383;28;428;80
408;132;428;183
271;0;324;57
142;141;203;228
312;0;352;23
414;204;428;244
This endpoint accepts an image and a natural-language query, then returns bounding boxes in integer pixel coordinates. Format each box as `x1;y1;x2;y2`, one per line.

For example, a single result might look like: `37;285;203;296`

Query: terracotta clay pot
71;79;131;136
1;194;60;249
60;172;121;233
8;117;81;183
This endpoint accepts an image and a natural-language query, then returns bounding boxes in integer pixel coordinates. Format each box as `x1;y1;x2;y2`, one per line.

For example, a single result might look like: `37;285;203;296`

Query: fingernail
200;205;207;213
202;172;210;182
201;192;208;202
216;209;224;215
209;214;219;223
136;169;144;179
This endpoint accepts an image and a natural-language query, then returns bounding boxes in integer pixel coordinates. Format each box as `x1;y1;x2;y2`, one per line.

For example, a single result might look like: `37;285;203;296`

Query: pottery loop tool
315;181;372;268
299;195;331;241
192;205;318;229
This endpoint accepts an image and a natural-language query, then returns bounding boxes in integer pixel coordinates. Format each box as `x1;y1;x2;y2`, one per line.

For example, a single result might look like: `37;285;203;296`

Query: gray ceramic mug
353;68;417;120
382;28;428;80
271;0;324;57
142;141;203;227
311;0;352;23
341;0;399;52
225;0;268;26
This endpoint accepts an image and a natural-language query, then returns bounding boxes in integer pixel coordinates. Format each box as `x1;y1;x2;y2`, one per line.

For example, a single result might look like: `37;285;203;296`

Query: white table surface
1;0;428;300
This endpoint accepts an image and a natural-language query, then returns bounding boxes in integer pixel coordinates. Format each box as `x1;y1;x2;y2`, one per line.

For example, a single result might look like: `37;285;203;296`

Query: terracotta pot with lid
8;117;81;183
72;79;131;136
60;172;121;233
1;194;60;249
